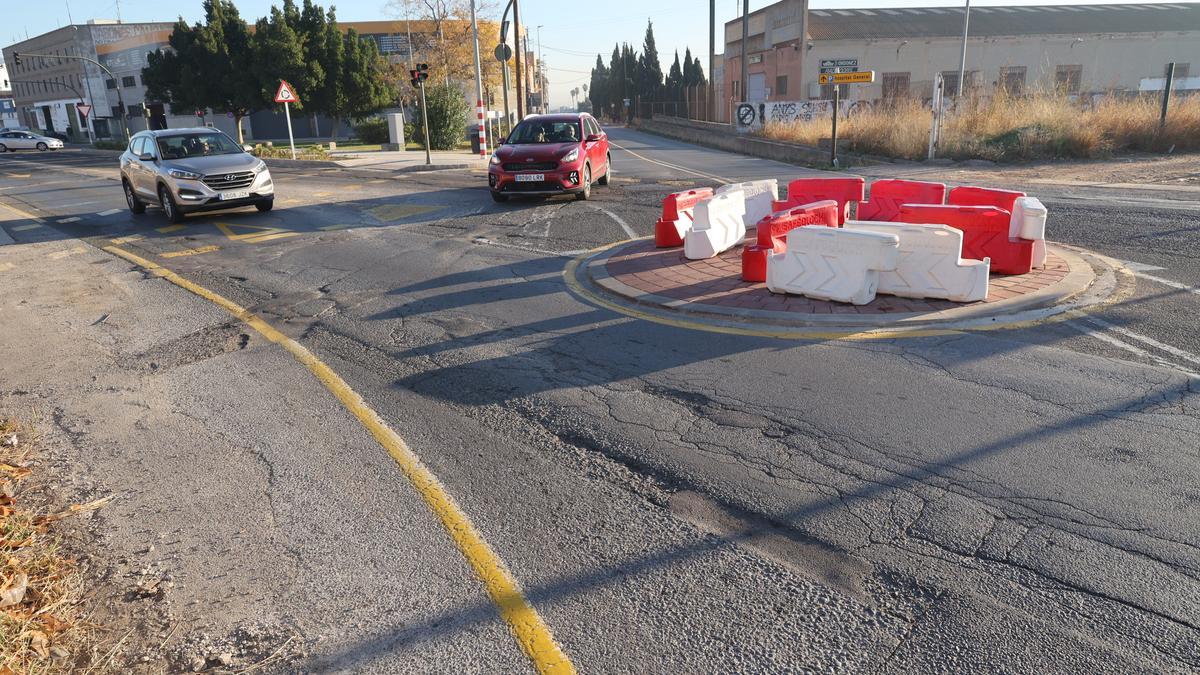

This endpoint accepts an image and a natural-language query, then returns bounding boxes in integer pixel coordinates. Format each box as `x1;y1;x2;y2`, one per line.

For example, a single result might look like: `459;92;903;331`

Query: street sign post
274;80;299;160
822;70;875;167
410;64;432;165
76;104;93;119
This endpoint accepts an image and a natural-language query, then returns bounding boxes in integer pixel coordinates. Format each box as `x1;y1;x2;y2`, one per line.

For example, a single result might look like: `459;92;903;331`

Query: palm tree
570;87;579;109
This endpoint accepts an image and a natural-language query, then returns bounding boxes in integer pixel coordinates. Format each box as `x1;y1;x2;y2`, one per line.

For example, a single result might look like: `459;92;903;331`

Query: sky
2;0;1176;108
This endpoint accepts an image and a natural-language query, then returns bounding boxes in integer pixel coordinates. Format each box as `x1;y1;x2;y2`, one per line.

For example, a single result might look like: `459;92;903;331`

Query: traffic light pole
418;81;432;166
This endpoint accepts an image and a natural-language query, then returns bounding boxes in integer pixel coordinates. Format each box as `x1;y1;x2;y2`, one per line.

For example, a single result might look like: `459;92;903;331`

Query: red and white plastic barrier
947;185;1025;212
846;221;990;302
741;200;839;282
1011;197;1048;268
654;188;714;248
684;189;747;260
898;204;1035;275
717;179;779;228
772;177;865;226
858;179;946;222
766;225;900;305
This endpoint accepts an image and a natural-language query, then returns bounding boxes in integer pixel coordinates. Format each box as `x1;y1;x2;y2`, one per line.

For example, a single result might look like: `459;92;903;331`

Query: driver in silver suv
119;128;274;223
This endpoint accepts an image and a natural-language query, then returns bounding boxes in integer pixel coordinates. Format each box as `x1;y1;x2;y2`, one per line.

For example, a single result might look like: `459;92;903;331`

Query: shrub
759;91;1200;162
412;82;469;150
354;117;389;144
251;143;329;160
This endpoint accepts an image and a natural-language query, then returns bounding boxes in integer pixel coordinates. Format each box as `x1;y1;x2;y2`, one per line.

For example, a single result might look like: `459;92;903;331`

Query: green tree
143;19;206;115
341;28;393;122
638;20;663;100
589;54;608;118
666;50;683;100
414;81;468;150
252;6;307;110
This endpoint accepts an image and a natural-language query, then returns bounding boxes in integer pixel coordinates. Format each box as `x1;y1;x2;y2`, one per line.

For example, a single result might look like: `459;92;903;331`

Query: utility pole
513;0;524;118
957;0;970;96
740;0;749;103
537;25;545;114
469;0;487;157
709;0;715;120
1160;62;1176;129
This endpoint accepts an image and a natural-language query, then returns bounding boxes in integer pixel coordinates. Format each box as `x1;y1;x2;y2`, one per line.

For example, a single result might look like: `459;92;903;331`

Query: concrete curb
0;227;15;246
573;236;1120;334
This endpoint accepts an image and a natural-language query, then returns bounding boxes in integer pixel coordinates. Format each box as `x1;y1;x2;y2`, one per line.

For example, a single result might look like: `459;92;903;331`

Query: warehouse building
723;1;1200;104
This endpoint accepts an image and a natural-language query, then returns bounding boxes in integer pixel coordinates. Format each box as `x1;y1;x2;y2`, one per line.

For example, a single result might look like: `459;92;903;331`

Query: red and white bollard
477;99;487;158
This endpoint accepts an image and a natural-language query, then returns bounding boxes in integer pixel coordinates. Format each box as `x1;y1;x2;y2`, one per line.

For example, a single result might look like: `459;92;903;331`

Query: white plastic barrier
1011;197;1047;268
846;220;990;303
685;189;747;260
766;225;900;305
717;179;778;228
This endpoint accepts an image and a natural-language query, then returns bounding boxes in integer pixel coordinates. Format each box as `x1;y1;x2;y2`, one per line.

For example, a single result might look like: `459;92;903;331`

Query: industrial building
722;1;1200;105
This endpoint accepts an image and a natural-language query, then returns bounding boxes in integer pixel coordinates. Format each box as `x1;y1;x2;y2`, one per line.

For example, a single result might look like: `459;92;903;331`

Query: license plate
514;174;544;182
220;190;250;200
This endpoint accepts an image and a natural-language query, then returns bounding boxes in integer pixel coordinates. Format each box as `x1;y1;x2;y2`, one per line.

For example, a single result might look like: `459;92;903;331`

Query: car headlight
489;154;501;165
561;148;580;163
252;160;267;173
167;168;203;180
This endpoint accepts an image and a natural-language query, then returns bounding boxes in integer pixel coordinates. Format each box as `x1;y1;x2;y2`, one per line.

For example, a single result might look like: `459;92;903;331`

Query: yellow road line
0;262;16;272
608;141;732;184
160;244;220;258
102;245;575;674
157;224;187;234
110;234;145;244
47;246;88;260
242;232;300;244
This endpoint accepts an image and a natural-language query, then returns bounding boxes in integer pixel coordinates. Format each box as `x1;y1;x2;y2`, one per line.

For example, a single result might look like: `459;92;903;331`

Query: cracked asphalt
1;128;1198;672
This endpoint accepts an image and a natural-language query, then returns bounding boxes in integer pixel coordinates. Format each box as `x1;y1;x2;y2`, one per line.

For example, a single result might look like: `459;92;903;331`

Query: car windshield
506;120;581;144
156;132;242;159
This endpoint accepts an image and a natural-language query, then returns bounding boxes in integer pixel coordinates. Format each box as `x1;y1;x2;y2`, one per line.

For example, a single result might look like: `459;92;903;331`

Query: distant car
0;130;64;152
119;128;275;223
488;112;611;202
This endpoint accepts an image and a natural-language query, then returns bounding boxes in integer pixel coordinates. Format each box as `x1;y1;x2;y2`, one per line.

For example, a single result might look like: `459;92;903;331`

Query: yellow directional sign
819;71;876;85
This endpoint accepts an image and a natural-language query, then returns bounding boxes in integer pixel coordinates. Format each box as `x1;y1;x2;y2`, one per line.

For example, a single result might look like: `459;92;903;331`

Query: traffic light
12;52;20;67
410;63;429;88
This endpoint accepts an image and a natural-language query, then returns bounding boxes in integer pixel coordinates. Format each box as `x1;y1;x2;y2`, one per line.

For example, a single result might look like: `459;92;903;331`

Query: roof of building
807;2;1200;40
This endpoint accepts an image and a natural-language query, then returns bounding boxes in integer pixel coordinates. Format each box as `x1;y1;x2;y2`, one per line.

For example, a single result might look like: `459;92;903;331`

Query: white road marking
1066;315;1200;378
12;224;42;231
1130;270;1200;297
1080;315;1200;367
588;204;637;239
1122;260;1166;272
96;208;123;217
57;217;81;224
472;236;585;257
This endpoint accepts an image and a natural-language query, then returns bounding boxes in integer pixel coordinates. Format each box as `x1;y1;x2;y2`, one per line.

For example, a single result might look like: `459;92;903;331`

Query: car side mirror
243;144;253;153
586;134;602;142
138;152;154;162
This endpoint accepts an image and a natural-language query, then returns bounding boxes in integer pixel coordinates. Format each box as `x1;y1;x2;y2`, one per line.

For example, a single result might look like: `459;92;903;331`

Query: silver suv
120;128;274;223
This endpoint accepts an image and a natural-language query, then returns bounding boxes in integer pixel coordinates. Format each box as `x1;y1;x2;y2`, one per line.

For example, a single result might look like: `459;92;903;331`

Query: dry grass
760;91;1200;162
0;419;112;673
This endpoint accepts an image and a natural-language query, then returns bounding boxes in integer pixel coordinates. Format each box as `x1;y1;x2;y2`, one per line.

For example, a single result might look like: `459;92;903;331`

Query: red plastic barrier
771;177;864;226
655;188;714;247
742;200;839;281
947;186;1025;214
858;179;946;222
898;204;1034;275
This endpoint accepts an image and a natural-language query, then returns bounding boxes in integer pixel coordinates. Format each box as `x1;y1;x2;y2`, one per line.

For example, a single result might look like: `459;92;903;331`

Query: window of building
882;72;910;100
106;79;117;90
122;75;137;88
1055;65;1082;93
940;70;977;96
775;75;788;97
111;105;123;119
998;66;1026;95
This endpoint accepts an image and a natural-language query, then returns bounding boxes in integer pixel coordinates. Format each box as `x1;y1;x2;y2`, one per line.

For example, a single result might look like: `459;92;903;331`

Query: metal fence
636;85;732;125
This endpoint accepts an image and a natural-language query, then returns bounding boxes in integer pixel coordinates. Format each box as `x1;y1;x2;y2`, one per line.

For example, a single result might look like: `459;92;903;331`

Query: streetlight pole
469;0;487;157
537;25;545;113
740;0;749;103
512;0;524;119
957;0;971;97
709;0;715;121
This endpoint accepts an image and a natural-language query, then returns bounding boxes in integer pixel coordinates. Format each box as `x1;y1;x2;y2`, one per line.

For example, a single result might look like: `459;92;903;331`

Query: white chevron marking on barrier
1011;197;1048;268
717;179;778;228
766;225;900;305
846;220;990;303
684;189;747;260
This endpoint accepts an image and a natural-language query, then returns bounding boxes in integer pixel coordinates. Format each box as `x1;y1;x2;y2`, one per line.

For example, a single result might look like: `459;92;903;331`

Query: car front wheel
491;191;509;203
124;179;146;214
158;184;185;223
0;143;7;152
574;164;592;201
36;142;48;151
255;199;274;212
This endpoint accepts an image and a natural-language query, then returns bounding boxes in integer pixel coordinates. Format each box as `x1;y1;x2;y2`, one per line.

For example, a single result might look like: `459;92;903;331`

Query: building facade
723;2;1200;106
0;62;19;128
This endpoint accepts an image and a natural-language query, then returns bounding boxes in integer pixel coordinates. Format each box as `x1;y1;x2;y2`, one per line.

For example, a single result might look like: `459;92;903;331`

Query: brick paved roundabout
567;237;1131;338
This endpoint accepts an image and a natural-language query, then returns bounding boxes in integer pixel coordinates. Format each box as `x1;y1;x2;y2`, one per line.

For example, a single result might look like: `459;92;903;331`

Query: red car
489;113;611;202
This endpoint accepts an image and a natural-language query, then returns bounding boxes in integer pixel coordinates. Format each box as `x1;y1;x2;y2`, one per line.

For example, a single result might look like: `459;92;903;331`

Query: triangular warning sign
274;80;299;104
76;104;93;119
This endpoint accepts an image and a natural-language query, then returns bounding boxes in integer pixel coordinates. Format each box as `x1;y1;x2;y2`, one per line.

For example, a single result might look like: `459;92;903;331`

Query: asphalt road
1;129;1198;672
